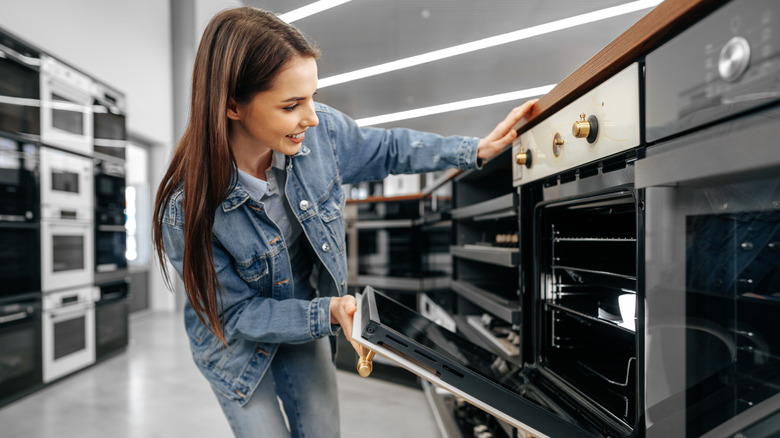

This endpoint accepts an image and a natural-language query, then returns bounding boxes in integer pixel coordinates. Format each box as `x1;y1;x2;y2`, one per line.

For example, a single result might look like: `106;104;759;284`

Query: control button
299;200;310;211
718;36;751;82
572;113;599;143
322;242;330;252
552;132;564;157
515;147;532;168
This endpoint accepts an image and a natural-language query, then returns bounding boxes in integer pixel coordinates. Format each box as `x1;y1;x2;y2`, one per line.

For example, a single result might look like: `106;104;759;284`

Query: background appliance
94;158;126;279
0;294;42;406
39;54;93;155
0;133;40;297
42;285;97;383
95;278;130;361
0;32;40;139
91;80;126;160
39;146;93;211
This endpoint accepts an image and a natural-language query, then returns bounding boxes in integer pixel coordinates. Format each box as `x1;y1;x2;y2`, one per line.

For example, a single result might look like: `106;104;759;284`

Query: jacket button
299;200;310;211
322;242;330;252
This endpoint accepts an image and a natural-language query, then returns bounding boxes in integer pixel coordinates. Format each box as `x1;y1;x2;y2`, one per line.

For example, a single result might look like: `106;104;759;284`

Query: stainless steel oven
0;294;42;407
39;54;93;155
0;31;40;139
42;285;97;383
40;146;93;210
92;80;126;160
94;159;126;277
95;278;129;361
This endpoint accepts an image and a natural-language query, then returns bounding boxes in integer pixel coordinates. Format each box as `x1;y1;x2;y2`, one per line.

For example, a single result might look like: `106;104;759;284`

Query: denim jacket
161;103;481;405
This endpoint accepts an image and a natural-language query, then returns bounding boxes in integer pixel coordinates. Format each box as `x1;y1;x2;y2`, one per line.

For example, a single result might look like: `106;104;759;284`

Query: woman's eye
283;104;299;112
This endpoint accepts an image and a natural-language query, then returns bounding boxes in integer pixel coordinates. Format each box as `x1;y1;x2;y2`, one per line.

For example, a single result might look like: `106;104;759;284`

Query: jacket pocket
318;185;346;253
234;253;270;291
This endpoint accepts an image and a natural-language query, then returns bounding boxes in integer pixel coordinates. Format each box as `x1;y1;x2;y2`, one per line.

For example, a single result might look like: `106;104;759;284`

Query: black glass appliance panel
0;39;40;137
0;135;38;219
95;280;129;359
0;224;40;296
53;315;86;360
0;296;42;406
51;169;79;194
52;235;84;272
93;109;126;160
684;179;780;437
360;287;593;437
51;92;85;135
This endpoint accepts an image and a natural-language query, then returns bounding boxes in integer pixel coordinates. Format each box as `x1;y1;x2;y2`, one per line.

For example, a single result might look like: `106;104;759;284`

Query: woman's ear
226;99;240;120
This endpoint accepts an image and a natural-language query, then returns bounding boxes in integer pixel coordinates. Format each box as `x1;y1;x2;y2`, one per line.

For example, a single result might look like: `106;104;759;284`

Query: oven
40;146;93;210
92;80;127;160
42;285;97;383
0;31;40;139
0;133;40;297
95;278;130;360
0;294;42;407
94;159;126;276
39;54;93;155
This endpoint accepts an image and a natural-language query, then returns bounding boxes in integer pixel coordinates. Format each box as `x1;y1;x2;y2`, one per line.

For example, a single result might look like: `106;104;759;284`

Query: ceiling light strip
355;84;556;127
279;0;352;23
319;0;662;88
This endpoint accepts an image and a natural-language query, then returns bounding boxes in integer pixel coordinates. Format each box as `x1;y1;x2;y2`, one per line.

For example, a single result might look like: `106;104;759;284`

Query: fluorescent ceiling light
278;0;352;23
355;84;556;127
319;0;662;88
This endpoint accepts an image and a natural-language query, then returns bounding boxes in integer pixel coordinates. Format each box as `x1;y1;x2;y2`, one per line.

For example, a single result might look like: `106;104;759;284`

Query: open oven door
352;286;594;438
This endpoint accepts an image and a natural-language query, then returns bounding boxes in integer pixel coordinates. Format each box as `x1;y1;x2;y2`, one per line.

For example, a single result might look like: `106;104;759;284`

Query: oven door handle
0;311;30;324
97;225;126;232
48;302;93;319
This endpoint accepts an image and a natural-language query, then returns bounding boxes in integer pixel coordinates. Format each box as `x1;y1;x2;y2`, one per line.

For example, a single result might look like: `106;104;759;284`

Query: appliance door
637;108;780;437
0;134;38;221
40;147;93;211
41;219;94;292
0;296;42;405
42;287;96;383
95;280;129;360
94;165;125;211
0;222;40;297
95;222;127;273
40;70;92;155
0;43;40;138
93;106;126;160
353;286;595;438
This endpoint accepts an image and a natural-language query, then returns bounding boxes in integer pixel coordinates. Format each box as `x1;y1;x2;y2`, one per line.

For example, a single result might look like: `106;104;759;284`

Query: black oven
0;133;40;297
95;278;129;360
92;80;126;160
0;31;40;139
0;293;43;407
94;159;126;277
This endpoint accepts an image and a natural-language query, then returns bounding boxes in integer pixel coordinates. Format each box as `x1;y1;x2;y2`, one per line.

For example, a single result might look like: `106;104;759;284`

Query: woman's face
227;55;319;158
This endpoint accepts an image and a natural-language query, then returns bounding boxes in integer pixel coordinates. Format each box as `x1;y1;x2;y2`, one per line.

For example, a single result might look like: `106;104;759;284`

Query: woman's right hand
330;295;361;354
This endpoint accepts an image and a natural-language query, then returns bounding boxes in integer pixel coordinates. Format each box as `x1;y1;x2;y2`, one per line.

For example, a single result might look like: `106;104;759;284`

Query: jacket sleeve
161;199;338;344
321;104;482;184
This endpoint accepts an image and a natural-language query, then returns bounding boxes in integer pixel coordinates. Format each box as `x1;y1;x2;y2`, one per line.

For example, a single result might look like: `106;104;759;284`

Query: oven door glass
93;109;126;159
0;135;38;220
0;297;42;405
353;286;597;437
644;171;780;438
0;223;40;297
95;225;127;273
0;53;40;137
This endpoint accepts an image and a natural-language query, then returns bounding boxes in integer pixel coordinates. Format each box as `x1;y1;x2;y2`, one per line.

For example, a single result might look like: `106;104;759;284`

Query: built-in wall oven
42;285;97;383
0;294;42;406
40;146;93;292
0;133;40;297
94;159;126;277
0;31;40;139
92;80;126;160
39;54;93;155
95;278;130;361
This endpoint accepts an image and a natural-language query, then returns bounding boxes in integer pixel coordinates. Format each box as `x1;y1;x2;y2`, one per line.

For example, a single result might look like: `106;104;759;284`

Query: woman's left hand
477;99;538;162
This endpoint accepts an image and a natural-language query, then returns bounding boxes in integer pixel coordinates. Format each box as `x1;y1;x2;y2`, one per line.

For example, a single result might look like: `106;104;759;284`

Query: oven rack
451;244;519;268
551;265;636;282
546;301;636;334
451;279;521;325
450;192;518;221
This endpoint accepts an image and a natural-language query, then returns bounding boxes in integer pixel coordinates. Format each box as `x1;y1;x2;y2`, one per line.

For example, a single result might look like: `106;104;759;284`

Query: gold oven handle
357;345;376;377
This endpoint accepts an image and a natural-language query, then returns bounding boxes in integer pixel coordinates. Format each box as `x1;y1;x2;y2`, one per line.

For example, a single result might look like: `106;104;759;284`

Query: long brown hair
152;7;320;344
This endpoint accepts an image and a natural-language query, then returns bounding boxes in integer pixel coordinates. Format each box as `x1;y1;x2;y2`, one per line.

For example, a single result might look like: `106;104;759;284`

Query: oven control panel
512;63;640;187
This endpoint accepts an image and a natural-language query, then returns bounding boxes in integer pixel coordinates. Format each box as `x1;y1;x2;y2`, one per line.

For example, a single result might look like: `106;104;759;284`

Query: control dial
718;36;750;82
572;113;599;143
515;147;532;168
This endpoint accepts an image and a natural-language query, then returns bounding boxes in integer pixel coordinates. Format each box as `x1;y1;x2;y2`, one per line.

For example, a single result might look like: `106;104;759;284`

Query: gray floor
0;310;440;438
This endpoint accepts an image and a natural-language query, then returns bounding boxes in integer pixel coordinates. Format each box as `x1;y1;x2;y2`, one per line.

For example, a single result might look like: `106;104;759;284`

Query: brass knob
552;132;564;157
515;147;532;168
357;346;375;377
572;113;590;138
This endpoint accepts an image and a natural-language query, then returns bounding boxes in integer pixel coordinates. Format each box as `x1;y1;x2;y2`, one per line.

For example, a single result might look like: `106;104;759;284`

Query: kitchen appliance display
0;32;40;138
41;285;97;383
39;55;93;155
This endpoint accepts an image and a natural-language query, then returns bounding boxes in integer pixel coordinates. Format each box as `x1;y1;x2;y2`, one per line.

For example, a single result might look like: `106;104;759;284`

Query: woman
153;6;536;438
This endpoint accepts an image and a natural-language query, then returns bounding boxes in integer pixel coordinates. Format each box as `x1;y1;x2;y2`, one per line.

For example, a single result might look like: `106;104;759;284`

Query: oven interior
537;191;639;431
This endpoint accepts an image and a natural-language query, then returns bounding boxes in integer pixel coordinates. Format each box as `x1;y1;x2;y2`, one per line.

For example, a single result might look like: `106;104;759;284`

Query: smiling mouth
287;132;304;139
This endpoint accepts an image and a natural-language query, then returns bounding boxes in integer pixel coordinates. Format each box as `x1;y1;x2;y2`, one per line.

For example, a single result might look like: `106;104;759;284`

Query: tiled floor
0;310;440;438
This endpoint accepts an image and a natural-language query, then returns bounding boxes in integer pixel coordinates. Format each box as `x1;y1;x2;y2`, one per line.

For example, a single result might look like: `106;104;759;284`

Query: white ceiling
245;0;652;137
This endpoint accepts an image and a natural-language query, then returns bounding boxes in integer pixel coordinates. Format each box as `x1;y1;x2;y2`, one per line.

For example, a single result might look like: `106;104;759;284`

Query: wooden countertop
515;0;728;135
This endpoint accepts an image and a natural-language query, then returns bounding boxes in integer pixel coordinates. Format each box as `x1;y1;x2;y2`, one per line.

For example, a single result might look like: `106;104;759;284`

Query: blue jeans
212;337;340;438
